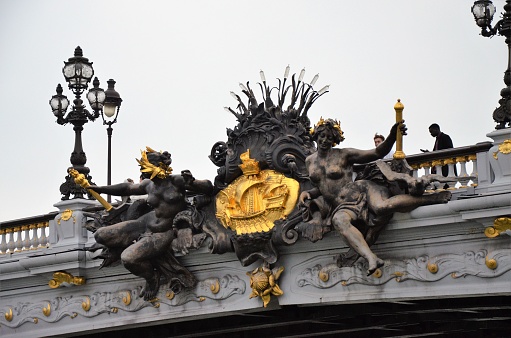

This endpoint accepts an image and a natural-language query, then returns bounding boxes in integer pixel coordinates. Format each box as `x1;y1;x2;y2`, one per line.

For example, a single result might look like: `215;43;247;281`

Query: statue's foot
367;258;384;276
140;273;161;301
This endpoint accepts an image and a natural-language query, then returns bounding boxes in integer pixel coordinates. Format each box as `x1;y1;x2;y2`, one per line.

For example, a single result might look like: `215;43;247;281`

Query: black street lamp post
472;0;511;129
101;79;122;203
50;46;122;200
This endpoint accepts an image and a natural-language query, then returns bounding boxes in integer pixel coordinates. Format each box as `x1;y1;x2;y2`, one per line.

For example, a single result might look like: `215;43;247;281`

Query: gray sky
0;0;505;222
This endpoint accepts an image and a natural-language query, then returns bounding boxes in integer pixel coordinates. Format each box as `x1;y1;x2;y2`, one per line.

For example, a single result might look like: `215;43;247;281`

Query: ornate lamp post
89;79;123;203
472;0;511;129
49;46;121;200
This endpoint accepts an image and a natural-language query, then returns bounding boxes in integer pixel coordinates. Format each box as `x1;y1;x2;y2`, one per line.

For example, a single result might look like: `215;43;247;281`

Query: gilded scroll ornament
81;296;91;311
493;139;511;159
61;209;73;221
57;209;75;224
247;265;284;307
42;303;51;317
209;279;220;294
122;291;132;305
48;271;86;288
5;308;13;322
216;150;299;235
484;217;511;238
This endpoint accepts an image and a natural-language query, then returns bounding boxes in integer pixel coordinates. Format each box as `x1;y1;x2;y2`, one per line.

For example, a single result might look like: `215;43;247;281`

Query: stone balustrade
0;213;56;255
353;141;494;195
405;141;493;191
0;222;50;254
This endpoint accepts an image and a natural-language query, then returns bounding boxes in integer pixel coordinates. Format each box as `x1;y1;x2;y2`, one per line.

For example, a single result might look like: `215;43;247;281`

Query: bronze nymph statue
87;147;215;300
300;118;452;275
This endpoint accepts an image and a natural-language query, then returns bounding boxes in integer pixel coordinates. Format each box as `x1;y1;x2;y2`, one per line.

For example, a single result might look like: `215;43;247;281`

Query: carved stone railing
405;141;493;191
354;142;494;196
0;213;56;255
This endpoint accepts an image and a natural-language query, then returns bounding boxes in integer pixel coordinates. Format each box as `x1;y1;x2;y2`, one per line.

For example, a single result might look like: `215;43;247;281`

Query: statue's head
136;146;173;180
310;117;344;146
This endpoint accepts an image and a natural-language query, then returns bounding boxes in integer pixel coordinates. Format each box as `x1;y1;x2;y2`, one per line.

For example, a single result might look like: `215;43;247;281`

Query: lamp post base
59;166;95;200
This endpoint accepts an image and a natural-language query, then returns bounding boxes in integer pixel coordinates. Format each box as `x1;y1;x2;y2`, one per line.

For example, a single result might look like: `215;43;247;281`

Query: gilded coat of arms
215;150;299;235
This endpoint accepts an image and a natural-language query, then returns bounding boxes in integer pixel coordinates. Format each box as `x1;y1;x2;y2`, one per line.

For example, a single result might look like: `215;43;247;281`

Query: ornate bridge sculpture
83;69;451;307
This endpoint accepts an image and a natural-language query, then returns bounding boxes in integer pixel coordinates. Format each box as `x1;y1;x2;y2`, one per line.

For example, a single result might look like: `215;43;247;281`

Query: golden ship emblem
216;150;299;235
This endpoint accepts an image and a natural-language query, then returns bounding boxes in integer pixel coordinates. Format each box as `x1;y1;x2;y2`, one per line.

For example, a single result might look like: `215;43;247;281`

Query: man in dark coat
429;123;454;177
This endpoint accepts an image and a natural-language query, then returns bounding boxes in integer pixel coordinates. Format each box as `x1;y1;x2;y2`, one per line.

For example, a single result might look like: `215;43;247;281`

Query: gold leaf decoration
216;150;299;235
247;265;285;307
486;256;498;270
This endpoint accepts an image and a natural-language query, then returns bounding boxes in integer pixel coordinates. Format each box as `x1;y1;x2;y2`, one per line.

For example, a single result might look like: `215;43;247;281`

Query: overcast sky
0;0;506;222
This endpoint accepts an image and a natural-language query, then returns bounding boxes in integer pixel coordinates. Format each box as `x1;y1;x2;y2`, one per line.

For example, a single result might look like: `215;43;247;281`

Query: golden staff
393;99;406;160
68;169;113;211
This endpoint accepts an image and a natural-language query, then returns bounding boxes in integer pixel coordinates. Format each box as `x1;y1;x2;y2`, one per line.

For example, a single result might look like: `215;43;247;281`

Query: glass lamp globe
49;84;69;117
471;0;496;28
62;46;94;93
87;77;106;112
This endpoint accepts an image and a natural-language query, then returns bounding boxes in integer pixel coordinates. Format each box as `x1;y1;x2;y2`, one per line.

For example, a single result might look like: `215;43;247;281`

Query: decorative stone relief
295;249;511;289
0;274;245;329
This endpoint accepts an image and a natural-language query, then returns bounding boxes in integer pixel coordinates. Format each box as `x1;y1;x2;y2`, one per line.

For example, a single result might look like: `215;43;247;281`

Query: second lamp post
89;78;122;203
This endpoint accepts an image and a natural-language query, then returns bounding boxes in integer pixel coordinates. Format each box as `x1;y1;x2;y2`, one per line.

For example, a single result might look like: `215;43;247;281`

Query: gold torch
393;99;406;160
68;168;113;211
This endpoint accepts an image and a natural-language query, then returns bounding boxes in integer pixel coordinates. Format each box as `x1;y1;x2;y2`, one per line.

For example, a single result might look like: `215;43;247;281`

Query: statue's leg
365;224;386;246
336;249;360;268
121;229;175;301
94;213;152;248
331;210;384;276
366;183;451;215
121;237;160;301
